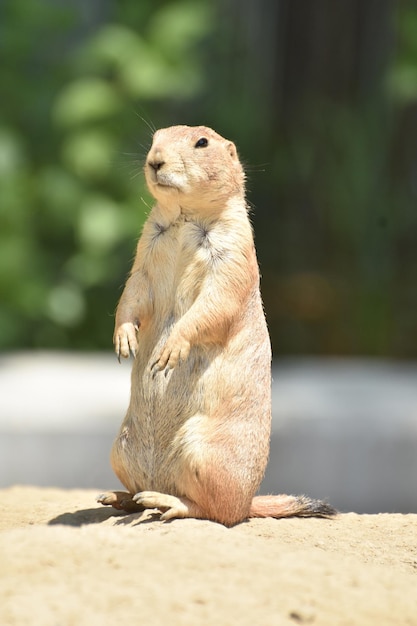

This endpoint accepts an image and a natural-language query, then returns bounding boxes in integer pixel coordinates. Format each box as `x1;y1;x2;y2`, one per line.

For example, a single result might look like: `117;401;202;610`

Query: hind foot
97;490;145;513
133;491;198;521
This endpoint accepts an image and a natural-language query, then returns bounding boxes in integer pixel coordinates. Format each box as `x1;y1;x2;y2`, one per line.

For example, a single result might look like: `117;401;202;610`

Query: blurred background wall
1;0;417;512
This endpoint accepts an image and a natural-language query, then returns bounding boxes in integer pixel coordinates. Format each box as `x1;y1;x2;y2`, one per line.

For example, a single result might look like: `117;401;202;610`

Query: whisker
130;169;143;181
140;196;152;211
243;161;270;173
133;109;157;136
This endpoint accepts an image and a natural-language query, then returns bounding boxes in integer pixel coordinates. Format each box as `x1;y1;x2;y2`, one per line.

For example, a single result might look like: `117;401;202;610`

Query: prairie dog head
145;125;245;212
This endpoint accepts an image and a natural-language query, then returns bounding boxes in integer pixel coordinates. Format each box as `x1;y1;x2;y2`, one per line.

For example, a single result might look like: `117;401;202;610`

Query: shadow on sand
48;507;128;526
48;507;162;527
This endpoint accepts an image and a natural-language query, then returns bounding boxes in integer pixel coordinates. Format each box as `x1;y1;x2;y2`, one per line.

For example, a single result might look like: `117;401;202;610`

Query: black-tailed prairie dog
98;125;336;526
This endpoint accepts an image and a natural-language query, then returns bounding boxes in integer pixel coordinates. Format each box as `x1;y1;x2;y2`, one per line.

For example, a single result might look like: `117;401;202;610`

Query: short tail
249;494;337;519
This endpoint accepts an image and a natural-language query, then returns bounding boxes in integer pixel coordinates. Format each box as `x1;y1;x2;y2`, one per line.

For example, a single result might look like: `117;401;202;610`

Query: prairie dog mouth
153;171;182;190
156;178;175;187
154;180;178;191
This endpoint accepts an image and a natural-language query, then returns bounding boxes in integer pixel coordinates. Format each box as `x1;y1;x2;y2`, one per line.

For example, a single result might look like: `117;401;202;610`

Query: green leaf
386;64;417;103
53;78;122;127
149;2;213;57
77;194;123;251
47;282;86;327
62;130;115;179
65;252;108;287
37;166;83;216
0;127;27;177
81;24;147;70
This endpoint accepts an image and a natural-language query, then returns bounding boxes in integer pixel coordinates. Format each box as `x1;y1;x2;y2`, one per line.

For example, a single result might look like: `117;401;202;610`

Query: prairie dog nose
147;148;165;171
148;158;165;172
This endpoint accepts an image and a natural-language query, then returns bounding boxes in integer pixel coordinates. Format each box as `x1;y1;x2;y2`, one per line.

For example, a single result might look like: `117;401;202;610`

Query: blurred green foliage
1;0;416;357
207;1;417;359
0;0;212;349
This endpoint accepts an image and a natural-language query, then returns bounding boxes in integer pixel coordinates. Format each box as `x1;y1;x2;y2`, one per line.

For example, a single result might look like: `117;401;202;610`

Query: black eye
195;137;208;148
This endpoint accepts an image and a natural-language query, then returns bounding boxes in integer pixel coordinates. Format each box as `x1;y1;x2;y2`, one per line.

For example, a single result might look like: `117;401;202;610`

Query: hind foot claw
97;490;145;513
133;491;191;521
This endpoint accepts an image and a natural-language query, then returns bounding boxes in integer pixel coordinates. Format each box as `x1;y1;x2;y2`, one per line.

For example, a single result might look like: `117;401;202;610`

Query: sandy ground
1;487;416;626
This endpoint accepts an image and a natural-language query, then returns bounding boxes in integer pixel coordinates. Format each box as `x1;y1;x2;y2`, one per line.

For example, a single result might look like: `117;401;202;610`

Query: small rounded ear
227;141;238;160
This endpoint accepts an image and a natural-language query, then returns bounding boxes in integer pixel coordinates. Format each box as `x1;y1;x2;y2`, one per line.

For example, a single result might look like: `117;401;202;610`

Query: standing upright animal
98;125;336;526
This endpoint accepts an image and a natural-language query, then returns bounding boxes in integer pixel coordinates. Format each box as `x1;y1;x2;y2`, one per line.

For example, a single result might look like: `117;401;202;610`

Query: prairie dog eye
194;137;208;148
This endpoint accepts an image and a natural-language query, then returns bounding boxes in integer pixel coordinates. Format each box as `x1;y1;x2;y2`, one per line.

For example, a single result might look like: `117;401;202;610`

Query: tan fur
97;125;336;526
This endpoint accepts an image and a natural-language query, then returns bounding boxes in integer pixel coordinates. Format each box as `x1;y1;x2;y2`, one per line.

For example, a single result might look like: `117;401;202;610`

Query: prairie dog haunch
98;125;336;526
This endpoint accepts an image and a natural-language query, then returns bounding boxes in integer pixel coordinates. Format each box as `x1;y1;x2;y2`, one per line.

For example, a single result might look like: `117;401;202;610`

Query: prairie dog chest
144;215;219;310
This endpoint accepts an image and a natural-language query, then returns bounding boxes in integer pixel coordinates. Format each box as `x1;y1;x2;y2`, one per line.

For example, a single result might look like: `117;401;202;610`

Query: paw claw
98;491;146;513
160;509;177;522
133;491;164;510
97;492;120;507
114;322;139;360
151;336;190;373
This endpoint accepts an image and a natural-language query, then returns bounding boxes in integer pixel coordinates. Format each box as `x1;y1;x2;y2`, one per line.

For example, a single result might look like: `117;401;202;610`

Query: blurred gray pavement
1;352;416;514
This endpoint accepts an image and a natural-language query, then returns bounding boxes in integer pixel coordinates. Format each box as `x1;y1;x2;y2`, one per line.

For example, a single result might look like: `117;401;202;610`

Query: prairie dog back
98;125;336;526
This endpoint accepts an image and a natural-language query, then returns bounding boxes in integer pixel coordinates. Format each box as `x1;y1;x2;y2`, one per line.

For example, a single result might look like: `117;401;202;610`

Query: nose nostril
148;159;165;172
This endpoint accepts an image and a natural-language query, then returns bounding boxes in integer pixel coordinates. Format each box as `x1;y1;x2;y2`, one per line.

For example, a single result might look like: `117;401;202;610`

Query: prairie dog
98;125;336;526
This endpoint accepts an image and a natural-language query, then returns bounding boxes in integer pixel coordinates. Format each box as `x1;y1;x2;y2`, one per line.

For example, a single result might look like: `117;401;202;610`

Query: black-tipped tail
249;494;338;520
294;495;338;518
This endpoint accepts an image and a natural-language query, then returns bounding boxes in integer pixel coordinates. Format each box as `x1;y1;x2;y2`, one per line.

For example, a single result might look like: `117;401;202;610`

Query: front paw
114;322;139;360
152;331;190;372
